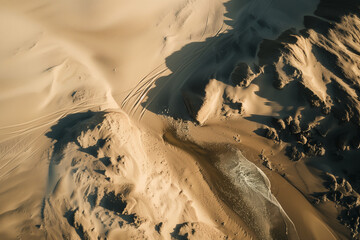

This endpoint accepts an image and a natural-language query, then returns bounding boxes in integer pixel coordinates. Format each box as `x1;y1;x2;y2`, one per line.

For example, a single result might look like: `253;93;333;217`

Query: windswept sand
1;0;360;239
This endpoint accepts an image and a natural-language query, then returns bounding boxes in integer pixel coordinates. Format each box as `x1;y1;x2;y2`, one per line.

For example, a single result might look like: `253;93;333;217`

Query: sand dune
1;0;360;239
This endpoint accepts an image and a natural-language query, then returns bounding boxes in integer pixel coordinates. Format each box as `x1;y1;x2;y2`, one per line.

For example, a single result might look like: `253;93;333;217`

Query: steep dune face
258;13;360;122
226;1;360;238
1;0;360;239
255;5;360;237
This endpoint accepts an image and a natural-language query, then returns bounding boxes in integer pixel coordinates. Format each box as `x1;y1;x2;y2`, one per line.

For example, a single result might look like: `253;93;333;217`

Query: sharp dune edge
1;0;360;239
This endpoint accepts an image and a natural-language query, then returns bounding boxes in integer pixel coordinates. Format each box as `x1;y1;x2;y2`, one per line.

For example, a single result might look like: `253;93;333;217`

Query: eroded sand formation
1;0;360;239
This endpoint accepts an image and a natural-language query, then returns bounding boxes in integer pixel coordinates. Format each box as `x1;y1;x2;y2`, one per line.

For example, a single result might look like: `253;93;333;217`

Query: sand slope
1;0;360;239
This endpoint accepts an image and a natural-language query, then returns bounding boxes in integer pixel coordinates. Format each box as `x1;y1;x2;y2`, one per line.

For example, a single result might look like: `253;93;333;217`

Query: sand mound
41;111;232;239
39;111;298;239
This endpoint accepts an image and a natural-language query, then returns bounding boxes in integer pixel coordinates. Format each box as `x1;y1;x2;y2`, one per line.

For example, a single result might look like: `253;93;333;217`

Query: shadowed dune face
137;0;319;121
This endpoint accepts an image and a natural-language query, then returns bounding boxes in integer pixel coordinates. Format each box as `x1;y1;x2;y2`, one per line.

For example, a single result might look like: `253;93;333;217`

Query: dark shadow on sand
138;0;284;121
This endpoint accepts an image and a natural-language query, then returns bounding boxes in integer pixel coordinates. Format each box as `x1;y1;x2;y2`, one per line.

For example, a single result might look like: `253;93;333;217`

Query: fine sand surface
1;0;360;239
